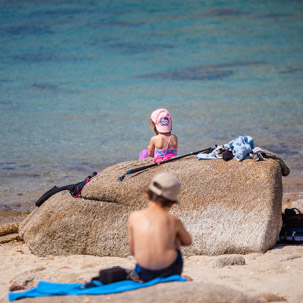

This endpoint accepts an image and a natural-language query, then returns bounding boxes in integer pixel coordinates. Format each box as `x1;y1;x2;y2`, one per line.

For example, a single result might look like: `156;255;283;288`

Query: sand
1;240;303;303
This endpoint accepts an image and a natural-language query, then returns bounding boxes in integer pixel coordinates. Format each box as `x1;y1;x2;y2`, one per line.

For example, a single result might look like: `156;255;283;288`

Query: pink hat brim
156;124;171;133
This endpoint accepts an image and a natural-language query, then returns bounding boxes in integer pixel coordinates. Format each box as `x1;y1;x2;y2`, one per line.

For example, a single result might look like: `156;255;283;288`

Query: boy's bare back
128;200;192;270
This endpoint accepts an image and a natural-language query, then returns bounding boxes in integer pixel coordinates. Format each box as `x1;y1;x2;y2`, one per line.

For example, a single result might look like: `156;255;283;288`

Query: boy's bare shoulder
167;212;181;223
129;209;144;221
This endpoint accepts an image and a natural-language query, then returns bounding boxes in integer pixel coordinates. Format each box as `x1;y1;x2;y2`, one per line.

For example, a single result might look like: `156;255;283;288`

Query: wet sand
0;211;29;226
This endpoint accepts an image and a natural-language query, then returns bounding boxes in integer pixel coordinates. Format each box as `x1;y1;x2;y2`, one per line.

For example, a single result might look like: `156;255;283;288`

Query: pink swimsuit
154;135;178;158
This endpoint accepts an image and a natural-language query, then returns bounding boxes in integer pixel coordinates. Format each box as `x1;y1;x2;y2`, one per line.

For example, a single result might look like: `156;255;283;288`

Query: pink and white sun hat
151;108;172;133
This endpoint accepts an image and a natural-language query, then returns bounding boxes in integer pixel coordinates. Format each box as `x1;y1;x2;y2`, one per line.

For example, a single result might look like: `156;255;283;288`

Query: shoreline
282;174;303;202
0;211;30;227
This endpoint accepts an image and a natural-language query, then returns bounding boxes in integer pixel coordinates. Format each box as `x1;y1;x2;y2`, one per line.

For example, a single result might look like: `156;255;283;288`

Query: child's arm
174;135;178;148
176;218;192;246
148;137;155;157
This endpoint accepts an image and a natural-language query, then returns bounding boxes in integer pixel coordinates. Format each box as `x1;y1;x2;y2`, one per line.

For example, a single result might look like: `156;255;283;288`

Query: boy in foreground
128;173;192;282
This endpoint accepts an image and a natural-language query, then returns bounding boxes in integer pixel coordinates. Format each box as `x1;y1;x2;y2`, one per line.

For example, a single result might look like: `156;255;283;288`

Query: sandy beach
1;241;303;303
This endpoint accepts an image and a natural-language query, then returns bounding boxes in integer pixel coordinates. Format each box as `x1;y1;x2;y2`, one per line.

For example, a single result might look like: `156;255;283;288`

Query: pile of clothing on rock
197;136;290;176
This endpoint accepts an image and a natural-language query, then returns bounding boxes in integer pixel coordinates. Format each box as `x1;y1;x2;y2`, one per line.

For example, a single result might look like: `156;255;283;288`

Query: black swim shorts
134;250;183;282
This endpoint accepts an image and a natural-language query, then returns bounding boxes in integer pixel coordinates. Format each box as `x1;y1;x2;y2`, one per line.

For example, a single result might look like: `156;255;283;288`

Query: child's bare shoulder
152;134;161;140
129;209;143;222
130;209;145;216
149;135;158;143
167;212;181;224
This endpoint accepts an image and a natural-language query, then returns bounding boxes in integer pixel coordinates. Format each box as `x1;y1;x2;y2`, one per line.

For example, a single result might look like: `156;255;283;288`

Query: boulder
19;156;283;256
0;222;19;236
19;193;132;257
0;233;21;244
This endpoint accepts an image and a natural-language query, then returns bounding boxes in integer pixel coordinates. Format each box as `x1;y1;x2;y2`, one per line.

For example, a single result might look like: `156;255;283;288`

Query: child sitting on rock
128;173;192;282
139;109;178;162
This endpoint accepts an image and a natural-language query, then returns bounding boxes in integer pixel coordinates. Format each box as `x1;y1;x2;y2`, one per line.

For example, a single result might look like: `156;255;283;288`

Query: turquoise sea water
0;0;303;210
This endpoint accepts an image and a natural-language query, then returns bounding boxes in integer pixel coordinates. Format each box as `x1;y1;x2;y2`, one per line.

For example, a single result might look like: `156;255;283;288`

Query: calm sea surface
0;0;303;210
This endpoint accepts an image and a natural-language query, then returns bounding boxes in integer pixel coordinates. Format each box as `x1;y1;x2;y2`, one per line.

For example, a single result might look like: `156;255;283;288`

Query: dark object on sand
98;266;127;284
84;266;128;288
282;208;303;228
35;172;98;207
279;208;303;243
118;147;214;182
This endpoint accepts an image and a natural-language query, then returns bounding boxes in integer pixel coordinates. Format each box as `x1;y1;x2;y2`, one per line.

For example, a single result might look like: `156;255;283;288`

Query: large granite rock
19;156;283;256
19;193;132;257
0;222;19;236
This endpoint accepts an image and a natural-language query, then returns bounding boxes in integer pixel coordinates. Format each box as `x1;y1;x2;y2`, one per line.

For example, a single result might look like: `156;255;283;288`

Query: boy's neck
148;201;171;212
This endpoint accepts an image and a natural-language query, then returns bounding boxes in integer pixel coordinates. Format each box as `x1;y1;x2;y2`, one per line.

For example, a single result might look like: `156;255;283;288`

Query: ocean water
0;0;303;211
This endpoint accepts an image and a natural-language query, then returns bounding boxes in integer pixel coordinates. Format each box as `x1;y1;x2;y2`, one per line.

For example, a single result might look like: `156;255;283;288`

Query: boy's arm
148;137;155;157
176;218;192;246
128;215;135;255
